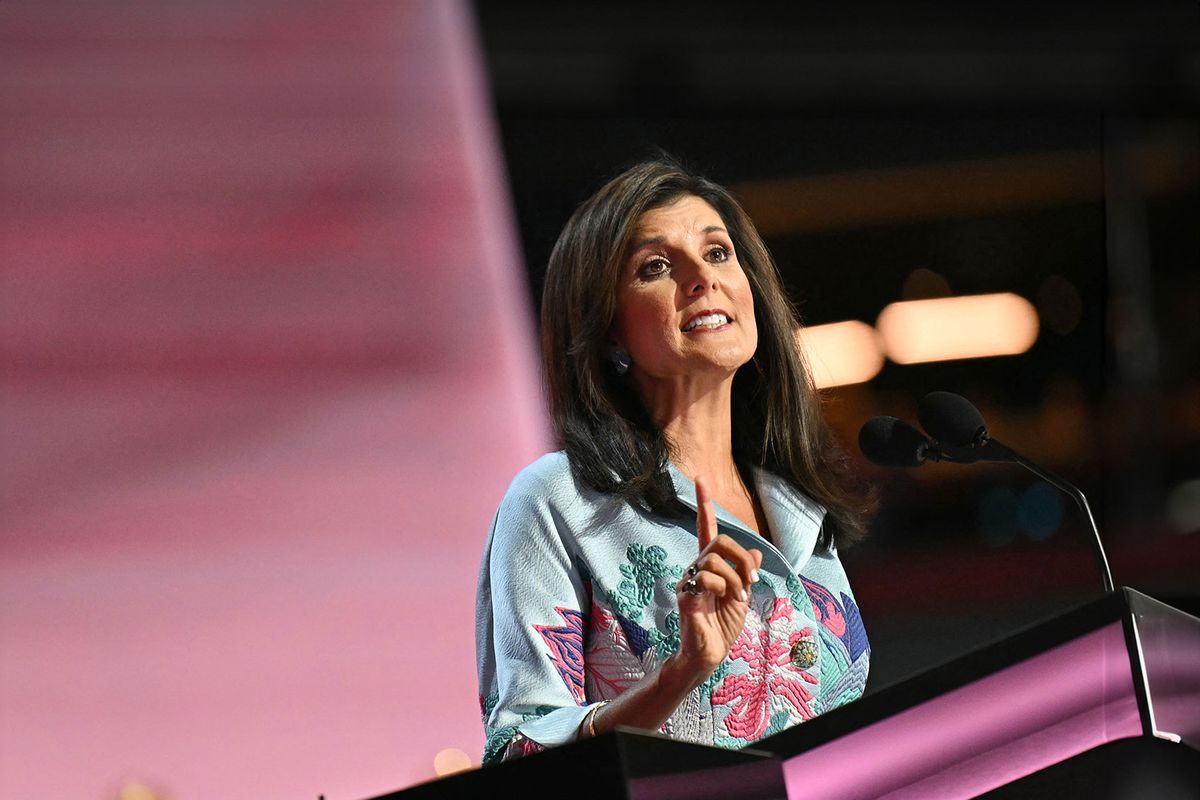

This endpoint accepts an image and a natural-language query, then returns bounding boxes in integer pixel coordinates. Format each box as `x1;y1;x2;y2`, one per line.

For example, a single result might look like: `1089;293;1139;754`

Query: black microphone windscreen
858;416;931;468
919;391;987;447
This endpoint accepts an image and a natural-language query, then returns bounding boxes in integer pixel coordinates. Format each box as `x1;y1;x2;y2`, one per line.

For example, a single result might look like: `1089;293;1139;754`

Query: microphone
918;391;987;448
860;392;1115;594
858;416;937;468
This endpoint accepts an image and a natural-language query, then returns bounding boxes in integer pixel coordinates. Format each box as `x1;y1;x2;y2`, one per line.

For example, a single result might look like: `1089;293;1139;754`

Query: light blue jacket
476;452;869;763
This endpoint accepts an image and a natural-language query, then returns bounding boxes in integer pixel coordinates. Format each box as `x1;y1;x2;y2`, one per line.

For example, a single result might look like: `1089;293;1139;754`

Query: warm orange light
796;321;885;388
876;293;1039;364
433;747;473;777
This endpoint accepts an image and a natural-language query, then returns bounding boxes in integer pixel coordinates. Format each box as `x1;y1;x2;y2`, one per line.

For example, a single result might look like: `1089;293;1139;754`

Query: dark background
472;1;1200;690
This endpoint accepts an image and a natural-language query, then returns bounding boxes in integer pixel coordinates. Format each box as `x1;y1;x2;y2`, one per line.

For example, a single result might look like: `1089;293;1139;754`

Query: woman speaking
476;158;870;763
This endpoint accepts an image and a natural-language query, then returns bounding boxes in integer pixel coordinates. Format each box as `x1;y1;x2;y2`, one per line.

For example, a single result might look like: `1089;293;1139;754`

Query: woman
476;158;870;764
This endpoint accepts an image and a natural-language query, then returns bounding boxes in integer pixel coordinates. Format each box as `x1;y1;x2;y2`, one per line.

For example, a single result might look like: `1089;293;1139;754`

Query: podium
370;589;1199;799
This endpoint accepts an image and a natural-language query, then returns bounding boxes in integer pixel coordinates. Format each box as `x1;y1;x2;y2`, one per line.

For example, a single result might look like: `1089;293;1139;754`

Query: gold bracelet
584;701;608;738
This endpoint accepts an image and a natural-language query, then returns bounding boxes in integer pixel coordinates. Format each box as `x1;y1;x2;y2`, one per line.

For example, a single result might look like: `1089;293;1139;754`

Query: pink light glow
0;2;548;798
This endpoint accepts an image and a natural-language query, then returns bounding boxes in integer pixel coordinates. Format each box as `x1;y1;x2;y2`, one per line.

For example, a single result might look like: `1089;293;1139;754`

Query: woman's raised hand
579;476;767;737
672;476;763;683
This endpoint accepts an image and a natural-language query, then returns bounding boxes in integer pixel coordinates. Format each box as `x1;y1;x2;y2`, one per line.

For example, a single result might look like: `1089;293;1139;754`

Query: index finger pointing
694;475;718;551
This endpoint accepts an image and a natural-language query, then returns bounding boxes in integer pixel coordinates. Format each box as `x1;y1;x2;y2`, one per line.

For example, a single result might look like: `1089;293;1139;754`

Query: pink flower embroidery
711;597;817;740
505;734;546;760
533;607;586;705
802;576;847;638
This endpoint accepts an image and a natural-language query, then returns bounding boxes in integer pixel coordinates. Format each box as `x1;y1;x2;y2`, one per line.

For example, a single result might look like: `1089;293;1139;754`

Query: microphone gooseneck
972;438;1114;593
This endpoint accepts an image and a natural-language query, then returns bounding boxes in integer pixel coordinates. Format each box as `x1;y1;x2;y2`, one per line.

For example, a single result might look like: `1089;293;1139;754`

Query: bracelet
583;701;608;738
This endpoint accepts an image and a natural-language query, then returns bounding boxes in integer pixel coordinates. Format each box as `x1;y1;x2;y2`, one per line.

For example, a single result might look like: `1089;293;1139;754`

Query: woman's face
611;195;758;385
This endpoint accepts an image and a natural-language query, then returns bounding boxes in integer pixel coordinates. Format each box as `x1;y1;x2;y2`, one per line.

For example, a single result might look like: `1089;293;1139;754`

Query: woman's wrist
658;651;712;696
580;701;608;739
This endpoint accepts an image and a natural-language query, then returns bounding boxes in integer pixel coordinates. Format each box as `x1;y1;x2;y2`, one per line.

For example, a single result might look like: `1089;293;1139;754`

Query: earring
610;348;631;375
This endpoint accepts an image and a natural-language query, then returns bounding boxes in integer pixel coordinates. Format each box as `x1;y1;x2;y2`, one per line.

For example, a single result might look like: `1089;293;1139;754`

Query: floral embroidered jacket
475;452;869;764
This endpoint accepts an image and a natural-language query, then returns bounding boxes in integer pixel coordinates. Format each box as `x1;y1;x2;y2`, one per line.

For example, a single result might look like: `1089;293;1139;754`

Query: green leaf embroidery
647;611;681;659
764;710;793;738
606;543;684;622
482;724;521;765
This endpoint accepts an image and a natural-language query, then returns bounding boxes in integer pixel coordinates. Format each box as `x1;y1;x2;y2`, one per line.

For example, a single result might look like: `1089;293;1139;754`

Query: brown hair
540;157;869;548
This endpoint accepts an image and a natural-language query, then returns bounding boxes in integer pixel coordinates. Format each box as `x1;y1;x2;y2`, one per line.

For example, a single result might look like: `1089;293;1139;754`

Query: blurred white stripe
876;293;1040;364
797;320;885;388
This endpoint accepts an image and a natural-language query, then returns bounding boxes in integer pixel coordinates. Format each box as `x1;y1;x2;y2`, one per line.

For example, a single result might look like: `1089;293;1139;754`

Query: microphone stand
930;437;1115;594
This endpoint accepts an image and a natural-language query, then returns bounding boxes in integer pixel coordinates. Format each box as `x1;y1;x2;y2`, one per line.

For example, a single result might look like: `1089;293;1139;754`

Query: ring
685;564;699;578
681;577;702;596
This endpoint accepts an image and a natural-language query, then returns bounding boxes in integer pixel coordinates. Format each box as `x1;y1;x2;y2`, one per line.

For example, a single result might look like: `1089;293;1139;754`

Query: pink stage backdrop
0;2;549;798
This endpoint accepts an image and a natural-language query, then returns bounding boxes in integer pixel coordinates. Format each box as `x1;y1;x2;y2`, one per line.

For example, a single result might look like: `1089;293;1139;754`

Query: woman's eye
638;258;669;278
707;245;730;263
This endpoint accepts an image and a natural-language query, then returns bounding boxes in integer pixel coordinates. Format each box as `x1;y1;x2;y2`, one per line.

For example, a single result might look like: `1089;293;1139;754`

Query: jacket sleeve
475;461;601;764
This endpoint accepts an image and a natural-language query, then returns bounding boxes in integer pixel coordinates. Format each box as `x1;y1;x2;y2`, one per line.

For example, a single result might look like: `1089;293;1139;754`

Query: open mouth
681;311;731;332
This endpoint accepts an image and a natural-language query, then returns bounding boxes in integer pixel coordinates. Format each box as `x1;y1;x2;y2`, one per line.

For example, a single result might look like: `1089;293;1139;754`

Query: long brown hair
540;157;869;548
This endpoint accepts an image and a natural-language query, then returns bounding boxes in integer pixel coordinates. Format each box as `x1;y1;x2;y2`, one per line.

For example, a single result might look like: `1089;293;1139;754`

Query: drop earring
610;348;631;375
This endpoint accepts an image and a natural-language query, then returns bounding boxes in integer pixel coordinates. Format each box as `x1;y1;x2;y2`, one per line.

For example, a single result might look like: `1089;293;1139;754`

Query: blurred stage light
901;268;952;300
113;782;165;800
1017;482;1064;542
979;486;1019;546
433;748;472;777
1036;275;1084;335
1166;478;1200;534
796;321;885;388
876;293;1039;364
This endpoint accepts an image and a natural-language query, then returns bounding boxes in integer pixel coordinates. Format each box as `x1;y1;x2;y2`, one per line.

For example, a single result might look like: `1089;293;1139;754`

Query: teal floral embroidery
785;574;812;617
699;658;730;700
764;710;793;738
647;610;681;659
713;728;741;748
608;543;682;621
826;685;862;710
482;724;520;765
481;705;558;765
819;630;850;675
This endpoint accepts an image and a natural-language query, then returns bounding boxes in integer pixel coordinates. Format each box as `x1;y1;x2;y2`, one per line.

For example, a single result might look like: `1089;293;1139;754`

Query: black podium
370;589;1199;799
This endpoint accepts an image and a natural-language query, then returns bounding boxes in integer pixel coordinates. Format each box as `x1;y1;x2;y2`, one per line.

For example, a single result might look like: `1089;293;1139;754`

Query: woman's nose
683;260;719;295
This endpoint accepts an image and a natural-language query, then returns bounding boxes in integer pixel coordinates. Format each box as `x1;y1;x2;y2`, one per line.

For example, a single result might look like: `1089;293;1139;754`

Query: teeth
683;313;729;332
